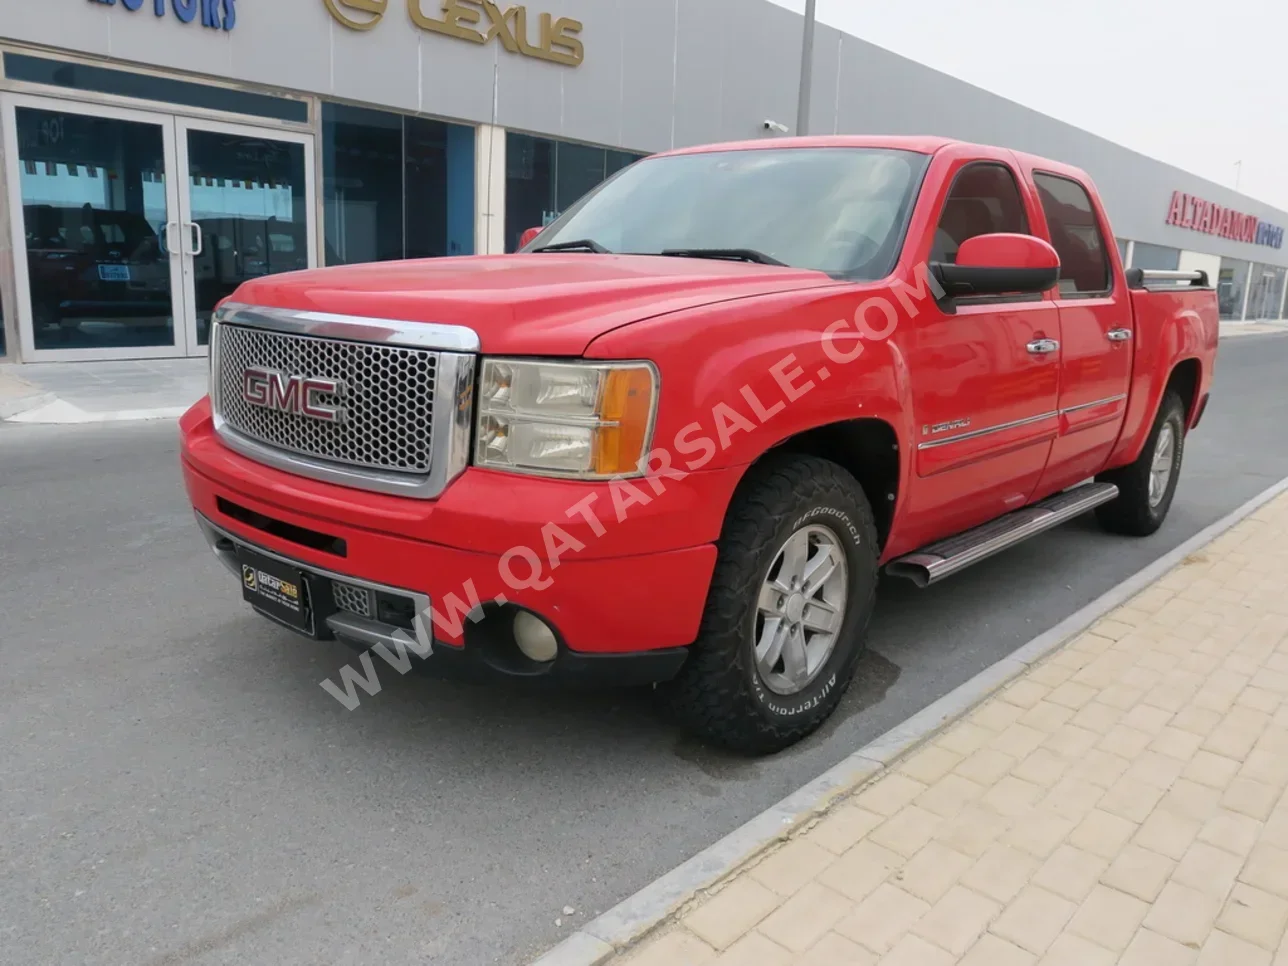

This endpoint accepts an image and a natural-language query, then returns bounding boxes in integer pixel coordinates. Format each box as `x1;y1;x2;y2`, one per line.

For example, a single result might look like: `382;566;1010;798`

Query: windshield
526;147;930;279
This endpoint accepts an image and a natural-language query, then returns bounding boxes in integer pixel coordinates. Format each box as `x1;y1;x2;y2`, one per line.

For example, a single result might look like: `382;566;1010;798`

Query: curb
529;473;1288;966
2;398;190;424
0;390;56;421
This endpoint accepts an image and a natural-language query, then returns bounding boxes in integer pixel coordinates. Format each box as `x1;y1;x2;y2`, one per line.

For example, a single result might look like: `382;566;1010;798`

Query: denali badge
242;367;346;423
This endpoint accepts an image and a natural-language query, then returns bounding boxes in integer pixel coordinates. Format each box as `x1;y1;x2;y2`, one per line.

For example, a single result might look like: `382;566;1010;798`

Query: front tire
667;454;880;755
1096;390;1187;537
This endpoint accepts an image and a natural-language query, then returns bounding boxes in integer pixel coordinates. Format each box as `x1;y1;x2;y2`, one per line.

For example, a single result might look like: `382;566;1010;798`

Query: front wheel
665;454;879;755
1096;390;1187;537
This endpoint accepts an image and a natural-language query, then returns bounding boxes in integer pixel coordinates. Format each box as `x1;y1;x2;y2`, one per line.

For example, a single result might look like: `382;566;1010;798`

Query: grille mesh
215;324;437;474
332;582;374;619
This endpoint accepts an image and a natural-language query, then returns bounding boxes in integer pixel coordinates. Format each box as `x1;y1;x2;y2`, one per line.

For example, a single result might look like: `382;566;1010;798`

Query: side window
930;163;1029;265
1034;173;1111;295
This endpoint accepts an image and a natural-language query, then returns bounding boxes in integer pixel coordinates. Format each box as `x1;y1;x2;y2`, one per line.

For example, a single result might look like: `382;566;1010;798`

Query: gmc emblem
242;367;346;423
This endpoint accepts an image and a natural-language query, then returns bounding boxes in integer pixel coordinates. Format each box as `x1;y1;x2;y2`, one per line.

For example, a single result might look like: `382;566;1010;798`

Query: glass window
1216;258;1251;320
321;103;475;266
1129;242;1181;272
4;53;308;124
186;129;309;346
930;163;1028;264
525;147;931;280
16;107;176;351
505;133;647;252
1034;173;1111;295
1246;264;1286;321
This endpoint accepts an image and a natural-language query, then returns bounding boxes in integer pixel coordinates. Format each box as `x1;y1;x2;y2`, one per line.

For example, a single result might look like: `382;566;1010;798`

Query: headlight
474;359;658;478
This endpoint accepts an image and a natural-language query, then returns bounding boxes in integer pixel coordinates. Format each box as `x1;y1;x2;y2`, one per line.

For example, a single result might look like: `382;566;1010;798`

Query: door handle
163;222;179;256
189;222;204;257
1107;328;1132;342
1026;338;1059;355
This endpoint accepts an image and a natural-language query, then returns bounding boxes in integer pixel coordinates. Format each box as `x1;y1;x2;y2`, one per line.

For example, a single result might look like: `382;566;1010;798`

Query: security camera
763;120;789;134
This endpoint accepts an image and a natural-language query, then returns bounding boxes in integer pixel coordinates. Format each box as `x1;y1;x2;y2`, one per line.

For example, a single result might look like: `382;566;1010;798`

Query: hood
230;254;838;355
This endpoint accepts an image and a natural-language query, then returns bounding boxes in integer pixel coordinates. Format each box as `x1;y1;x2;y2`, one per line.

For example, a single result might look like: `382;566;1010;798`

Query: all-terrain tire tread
667;453;879;755
1095;390;1186;537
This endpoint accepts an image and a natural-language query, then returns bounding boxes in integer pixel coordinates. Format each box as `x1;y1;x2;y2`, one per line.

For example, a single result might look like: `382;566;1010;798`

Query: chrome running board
885;481;1119;588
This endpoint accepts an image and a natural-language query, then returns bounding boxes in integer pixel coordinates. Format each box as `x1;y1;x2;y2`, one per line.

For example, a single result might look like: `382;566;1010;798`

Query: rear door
900;149;1062;545
1025;168;1133;496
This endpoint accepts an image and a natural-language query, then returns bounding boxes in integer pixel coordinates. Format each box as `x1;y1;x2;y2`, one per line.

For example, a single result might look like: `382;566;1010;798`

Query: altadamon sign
1166;191;1284;250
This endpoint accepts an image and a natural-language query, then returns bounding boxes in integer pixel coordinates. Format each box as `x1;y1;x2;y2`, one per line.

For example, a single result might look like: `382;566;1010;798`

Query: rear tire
1095;390;1187;537
666;454;879;755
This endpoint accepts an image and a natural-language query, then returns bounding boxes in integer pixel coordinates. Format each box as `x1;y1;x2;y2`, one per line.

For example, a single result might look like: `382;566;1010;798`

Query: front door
901;157;1061;549
2;94;316;361
1248;268;1282;321
175;118;316;353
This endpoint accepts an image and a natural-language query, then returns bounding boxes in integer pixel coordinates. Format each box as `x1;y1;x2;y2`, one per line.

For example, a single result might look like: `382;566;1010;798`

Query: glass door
3;94;186;360
174;118;316;352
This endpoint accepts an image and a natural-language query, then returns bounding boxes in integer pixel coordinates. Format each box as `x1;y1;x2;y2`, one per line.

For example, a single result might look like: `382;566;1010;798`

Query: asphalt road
3;332;1287;966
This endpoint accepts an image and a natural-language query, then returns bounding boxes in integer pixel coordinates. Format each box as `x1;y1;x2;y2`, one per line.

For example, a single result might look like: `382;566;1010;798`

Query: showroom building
0;0;1285;364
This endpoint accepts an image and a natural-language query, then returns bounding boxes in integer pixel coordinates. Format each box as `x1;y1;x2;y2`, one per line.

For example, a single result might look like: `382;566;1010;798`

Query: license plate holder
236;546;316;637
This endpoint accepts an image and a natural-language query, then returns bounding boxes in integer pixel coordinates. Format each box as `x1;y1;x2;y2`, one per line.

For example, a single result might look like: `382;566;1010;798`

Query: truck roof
655;135;962;158
651;135;1097;195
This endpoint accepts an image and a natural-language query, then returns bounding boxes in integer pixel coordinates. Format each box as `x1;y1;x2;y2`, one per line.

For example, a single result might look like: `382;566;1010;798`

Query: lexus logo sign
242;367;346;423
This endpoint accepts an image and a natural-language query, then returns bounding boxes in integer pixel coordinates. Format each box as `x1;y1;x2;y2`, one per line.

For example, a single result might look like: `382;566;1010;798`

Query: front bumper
181;396;728;658
195;512;690;686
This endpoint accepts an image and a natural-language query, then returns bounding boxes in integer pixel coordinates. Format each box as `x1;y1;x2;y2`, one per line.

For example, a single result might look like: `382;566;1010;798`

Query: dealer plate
236;546;316;636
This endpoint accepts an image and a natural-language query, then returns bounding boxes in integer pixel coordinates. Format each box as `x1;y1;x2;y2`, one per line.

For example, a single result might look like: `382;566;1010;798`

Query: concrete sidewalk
609;491;1288;966
0;358;206;423
1220;320;1288;339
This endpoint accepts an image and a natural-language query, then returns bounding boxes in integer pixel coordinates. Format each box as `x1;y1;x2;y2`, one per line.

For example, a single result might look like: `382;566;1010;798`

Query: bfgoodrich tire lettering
666;453;880;755
1096;389;1187;537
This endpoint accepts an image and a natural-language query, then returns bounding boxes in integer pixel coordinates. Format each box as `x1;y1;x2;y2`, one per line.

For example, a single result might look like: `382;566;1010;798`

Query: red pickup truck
180;136;1219;754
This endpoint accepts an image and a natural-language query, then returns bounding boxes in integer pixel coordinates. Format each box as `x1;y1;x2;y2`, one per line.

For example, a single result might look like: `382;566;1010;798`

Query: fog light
513;611;559;663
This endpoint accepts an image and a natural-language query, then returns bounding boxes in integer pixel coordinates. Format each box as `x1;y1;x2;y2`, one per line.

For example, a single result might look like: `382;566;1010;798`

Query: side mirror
519;226;544;249
931;233;1060;298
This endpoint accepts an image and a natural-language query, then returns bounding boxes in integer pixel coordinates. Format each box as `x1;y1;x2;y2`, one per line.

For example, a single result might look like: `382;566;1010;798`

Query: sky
766;0;1288;212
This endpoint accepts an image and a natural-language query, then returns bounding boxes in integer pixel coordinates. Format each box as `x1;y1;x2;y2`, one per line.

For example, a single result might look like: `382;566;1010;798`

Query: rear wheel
666;454;879;755
1096;390;1187;536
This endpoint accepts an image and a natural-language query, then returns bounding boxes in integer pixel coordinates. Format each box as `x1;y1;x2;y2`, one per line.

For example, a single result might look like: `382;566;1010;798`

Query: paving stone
1143;881;1222;948
791;932;876;966
833;884;929;956
1101;844;1176;902
1032;844;1108;902
989;885;1075;956
958;933;1036;966
748;840;836;897
683;878;782;950
1065;884;1149;952
806;806;885;855
1217;883;1288;951
756;883;854;954
910;885;1001;956
890;842;974;905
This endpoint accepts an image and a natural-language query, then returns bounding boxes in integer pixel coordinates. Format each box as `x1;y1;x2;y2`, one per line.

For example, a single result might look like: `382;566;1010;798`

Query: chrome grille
332;582;374;619
213;323;438;475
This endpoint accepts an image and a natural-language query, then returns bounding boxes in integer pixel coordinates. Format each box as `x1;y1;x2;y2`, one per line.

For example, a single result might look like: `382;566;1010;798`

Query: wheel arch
1165;357;1203;430
728;417;902;551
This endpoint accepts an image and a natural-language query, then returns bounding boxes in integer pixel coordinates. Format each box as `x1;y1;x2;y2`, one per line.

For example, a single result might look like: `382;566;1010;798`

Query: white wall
1178;250;1222;289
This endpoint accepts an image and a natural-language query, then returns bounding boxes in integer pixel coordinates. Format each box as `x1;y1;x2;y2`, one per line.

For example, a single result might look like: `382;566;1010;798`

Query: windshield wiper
531;238;612;254
658;248;787;266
